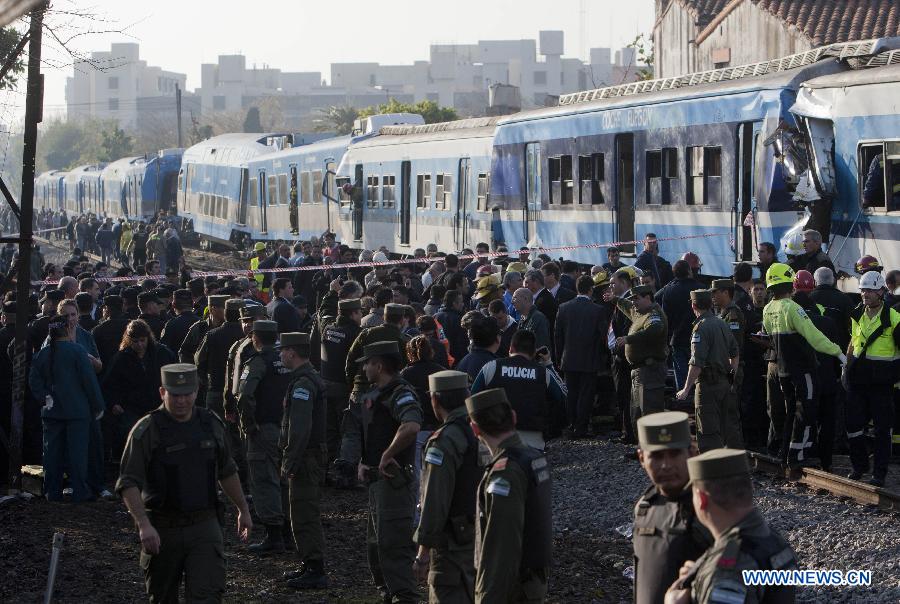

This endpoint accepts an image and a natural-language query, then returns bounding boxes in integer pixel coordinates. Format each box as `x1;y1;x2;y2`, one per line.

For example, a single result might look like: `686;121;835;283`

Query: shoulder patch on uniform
424;447;444;466
649;316;662;325
492;458;508;471
395;392;416;406
486;476;511;497
729;322;741;330
292;387;311;400
691;333;701;343
796;307;808;319
240;367;250;380
708;579;747;604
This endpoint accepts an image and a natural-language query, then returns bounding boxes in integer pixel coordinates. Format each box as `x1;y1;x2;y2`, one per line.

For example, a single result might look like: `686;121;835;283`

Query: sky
30;0;655;117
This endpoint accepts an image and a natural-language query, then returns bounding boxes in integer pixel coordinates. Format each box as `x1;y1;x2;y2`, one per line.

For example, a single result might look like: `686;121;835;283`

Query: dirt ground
0;483;632;603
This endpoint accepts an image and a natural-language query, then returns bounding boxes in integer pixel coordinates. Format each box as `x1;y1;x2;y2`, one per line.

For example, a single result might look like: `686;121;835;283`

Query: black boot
287;559;328;589
282;562;306;581
248;524;285;554
282;520;295;551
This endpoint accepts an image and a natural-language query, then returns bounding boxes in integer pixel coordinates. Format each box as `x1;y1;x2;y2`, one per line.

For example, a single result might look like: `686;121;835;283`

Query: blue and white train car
488;39;900;275
100;149;183;222
336;117;498;253
790;57;900;279
176;133;292;248
62;163;106;216
34;170;67;211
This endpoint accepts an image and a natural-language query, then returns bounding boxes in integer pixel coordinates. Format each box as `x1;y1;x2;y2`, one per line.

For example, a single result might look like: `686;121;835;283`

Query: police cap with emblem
690;289;712;305
687;448;750;484
338;298;361;311
137;291;163;306
626;284;654;300
356;340;402;363
428;370;469;393
225;298;246;313
277;332;310;355
160;363;199;395
465;388;510;415
208;294;229;308
174;289;193;303
637;411;691;452
40;289;66;305
709;279;734;291
239;303;266;320
251;319;278;333
384;303;406;320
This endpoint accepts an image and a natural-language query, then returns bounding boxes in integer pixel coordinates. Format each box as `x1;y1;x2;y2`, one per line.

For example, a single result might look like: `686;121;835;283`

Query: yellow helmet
254;242;266;252
592;269;610;287
765;262;794;288
473;275;501;300
615;266;640;282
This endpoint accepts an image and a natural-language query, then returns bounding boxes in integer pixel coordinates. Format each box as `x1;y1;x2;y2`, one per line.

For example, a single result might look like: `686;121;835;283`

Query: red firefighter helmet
793;270;815;292
855;255;882;275
681;252;702;271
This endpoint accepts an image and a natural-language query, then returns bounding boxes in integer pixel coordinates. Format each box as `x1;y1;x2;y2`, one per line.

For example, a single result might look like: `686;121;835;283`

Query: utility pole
8;2;45;491
175;83;183;148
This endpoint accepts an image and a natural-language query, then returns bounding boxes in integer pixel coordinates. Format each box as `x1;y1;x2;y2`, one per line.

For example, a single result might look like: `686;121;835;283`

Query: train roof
63;163;105;178
183;133;292;163
102;155;148;172
801;60;900;89
248;134;352;165
351;118;500;149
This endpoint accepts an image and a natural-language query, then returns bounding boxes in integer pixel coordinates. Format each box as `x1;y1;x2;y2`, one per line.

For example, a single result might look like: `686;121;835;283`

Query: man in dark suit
267;277;300;333
542;262;576;306
524;269;559;334
555;275;609;438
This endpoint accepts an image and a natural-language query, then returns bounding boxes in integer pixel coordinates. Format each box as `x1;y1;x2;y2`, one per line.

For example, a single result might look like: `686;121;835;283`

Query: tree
0;26;25;90
243;106;262;132
358;98;457;125
314;105;359;135
98;125;133;162
628;33;655;81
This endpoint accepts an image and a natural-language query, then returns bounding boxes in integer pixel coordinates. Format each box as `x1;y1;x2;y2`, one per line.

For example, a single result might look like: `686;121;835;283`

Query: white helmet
859;270;886;291
782;231;804;257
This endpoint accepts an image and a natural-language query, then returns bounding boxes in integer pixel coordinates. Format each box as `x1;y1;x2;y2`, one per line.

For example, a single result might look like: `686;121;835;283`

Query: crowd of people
0;224;898;603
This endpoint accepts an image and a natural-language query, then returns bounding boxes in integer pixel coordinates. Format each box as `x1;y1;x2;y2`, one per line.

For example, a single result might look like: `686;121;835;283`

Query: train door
615;134;635;251
353;164;364;241
400;160;412;245
325;160;337;233
258;169;268;234
237;168;249;225
524;143;541;244
289;165;299;234
454;158;472;249
737;122;761;261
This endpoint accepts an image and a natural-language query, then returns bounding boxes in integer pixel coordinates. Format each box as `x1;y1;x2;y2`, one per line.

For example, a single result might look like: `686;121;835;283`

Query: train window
435;173;453;210
417;174;431;208
267;175;277;206
312;170;324;203
579;153;605;204
664;148;678;179
325;164;336;203
477;172;490;211
646;151;662;178
249;177;258;206
686;146;722;206
278;174;288;205
367;175;380;208
860;142;900;211
301;171;312;204
337;177;351;204
219;196;227;219
382;175;396;208
548;157;560;205
646;150;664;205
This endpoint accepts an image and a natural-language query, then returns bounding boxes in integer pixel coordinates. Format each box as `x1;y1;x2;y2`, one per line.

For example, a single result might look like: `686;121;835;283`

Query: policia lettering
116;364;252;603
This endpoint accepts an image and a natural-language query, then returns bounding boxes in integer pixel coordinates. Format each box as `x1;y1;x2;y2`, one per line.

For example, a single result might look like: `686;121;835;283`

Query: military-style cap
687;448;750;483
251;320;278;333
338;298;361;311
174;289;193;302
626;284;653;300
356;340;402;363
278;332;310;350
710;279;734;291
188;277;205;288
239;303;266;319
225;298;246;312
690;289;711;305
137;291;163;305
41;289;66;304
102;294;123;308
637;411;691;452
465;388;510;415
208;294;229;308
121;286;140;302
384;303;406;319
160;363;199;395
291;295;308;309
428;370;469;393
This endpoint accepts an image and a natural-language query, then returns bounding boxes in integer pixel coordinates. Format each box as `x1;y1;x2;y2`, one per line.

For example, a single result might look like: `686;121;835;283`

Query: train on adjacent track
35;37;900;278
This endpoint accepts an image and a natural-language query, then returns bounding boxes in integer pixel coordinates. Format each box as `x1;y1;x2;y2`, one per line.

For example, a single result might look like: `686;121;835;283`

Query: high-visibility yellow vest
250;256;266;292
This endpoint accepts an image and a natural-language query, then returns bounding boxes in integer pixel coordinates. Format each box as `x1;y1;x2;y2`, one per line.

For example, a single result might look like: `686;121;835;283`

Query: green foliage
628;33;655;81
36;118;135;172
243;106;262;132
0;26;25;90
98;125;134;162
358;98;457;125
314;105;359;135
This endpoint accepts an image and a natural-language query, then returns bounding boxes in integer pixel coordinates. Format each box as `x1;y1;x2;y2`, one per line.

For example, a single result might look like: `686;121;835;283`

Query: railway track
748;452;900;511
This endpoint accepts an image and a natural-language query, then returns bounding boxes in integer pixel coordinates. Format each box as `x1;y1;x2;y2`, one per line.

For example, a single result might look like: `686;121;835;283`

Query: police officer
161;289;201;352
665;449;798;604
604;284;669;434
116;364;252;603
414;370;480;604
845;271;900;486
471;329;566;449
466;388;551;603
196;298;245;416
321;298;363;471
633;412;711;604
179;294;227;364
350;340;422;604
238;320;294;554
277;333;329;589
225;304;269;419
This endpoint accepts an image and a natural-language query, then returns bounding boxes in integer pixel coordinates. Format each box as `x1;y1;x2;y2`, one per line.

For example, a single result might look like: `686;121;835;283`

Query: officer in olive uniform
196;298;245;416
340;303;411;476
321;298;363;468
711;280;747;445
277;333;329;589
225;304;269;419
676;290;741;451
179;294;226;364
633;412;711;604
238;320;294;554
466;388;551;603
349;340;422;604
665;449;798;604
605;284;669;434
116;364;252;603
414;370;480;604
